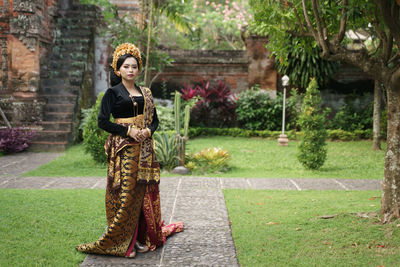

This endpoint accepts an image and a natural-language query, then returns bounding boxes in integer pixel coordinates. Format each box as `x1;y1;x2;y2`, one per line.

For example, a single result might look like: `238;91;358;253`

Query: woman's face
118;57;139;82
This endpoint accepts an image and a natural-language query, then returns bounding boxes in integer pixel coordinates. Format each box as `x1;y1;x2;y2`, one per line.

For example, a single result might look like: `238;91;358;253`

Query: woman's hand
128;128;150;143
137;129;150;142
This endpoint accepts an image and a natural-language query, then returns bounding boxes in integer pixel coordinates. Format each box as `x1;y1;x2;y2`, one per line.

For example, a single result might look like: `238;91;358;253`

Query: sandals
126;248;136;258
125;241;149;258
135;241;149;253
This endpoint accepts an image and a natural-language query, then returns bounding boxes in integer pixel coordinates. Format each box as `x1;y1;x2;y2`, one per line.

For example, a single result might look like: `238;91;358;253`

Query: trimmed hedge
159;127;374;141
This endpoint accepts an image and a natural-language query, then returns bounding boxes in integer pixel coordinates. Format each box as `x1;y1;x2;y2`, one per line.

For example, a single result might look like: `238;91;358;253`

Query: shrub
327;95;373;131
153;132;178;171
236;85;301;131
81;93;109;164
297;79;327;170
156;105;175;131
181;80;237;127
186;147;230;174
0;127;36;153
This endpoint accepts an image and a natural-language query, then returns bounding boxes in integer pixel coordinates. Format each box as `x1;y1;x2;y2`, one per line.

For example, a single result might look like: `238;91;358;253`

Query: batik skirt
76;141;183;257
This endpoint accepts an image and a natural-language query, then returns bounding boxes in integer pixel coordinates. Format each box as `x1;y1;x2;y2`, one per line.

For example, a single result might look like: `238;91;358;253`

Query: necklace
129;94;138;117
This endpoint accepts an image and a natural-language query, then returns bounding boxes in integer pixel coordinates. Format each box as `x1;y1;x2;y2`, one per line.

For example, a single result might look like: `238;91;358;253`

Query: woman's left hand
136;129;150;143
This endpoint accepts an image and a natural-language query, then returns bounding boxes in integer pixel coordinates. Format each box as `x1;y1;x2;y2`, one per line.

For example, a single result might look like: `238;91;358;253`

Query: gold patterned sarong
76;144;146;256
76;87;183;257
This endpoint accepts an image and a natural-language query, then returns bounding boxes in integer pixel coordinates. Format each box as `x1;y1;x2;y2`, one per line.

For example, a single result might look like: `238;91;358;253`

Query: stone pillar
245;35;277;97
94;34;111;96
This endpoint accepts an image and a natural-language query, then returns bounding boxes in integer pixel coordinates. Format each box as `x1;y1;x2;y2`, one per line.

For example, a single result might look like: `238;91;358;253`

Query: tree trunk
372;80;382;150
144;0;153;87
381;83;400;223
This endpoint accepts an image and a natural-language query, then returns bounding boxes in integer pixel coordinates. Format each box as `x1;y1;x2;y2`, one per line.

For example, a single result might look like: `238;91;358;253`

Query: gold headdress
111;43;143;75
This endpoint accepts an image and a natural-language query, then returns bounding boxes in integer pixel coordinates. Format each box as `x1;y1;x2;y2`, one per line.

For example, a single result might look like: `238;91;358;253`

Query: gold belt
114;115;144;127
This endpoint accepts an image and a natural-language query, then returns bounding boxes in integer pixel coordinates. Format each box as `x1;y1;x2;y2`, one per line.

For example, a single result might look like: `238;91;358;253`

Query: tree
297;79;328;170
372;79;382;150
250;0;400;223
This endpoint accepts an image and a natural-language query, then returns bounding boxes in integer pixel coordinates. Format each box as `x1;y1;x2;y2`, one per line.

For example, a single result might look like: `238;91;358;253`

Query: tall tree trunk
381;82;400;223
144;0;153;87
138;0;146;51
372;80;382;150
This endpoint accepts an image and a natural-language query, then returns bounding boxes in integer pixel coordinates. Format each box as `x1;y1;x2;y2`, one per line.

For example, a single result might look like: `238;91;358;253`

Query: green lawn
224;189;400;267
23;137;385;179
0;189;106;267
2;188;398;266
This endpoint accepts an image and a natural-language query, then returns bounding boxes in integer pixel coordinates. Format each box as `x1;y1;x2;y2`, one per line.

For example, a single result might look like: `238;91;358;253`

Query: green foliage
153;132;178;171
107;15;174;85
82;93;109;164
297;79;327;170
236;85;301;131
156;105;175;131
249;0;376;66
181;127;372;141
79;0;118;22
157;0;250;50
328;96;373;131
275;38;339;89
84;0;176;85
186;147;230;174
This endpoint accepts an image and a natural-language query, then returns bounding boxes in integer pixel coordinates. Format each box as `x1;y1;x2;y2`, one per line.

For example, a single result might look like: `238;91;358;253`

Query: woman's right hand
128;128;140;142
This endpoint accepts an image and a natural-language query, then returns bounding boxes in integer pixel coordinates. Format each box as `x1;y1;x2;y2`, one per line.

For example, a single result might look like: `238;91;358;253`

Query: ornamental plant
186;147;230;174
297;79;327;170
81;92;109;164
236;85;301;131
182;80;237;127
153;132;178;171
0;127;36;153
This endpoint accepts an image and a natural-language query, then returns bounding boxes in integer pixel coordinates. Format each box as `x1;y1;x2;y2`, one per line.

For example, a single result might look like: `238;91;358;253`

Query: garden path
0;152;382;266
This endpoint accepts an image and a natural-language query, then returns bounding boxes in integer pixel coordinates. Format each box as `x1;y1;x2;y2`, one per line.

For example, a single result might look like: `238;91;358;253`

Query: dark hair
110;54;140;87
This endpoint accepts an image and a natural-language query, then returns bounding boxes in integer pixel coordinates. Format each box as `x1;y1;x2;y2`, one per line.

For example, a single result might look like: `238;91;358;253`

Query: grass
186;136;385;179
23;137;385;179
23;145;107;177
0;189;106;267
224;189;400;267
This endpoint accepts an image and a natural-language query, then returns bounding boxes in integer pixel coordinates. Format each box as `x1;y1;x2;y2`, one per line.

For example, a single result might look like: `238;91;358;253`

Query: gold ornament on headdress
111;43;143;75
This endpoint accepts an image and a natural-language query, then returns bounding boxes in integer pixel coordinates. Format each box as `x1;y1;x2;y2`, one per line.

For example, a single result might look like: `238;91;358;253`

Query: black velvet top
98;82;159;137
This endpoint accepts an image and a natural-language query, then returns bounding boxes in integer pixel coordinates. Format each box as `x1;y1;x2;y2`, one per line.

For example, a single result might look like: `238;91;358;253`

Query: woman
76;43;183;258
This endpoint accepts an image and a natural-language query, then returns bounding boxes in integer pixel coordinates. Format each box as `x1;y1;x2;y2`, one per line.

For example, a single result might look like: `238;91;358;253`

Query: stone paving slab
0;152;61;177
248;177;297;190
81;177;239;267
339;179;382;190
291;178;343;190
220;178;250;189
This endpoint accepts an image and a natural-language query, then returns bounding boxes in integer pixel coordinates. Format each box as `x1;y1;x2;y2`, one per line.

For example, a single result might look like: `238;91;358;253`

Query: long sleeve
148;108;159;136
98;89;129;136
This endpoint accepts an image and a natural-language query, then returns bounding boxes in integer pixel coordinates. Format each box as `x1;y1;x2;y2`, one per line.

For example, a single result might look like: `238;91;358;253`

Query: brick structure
0;0;102;151
109;0;141;17
151;37;277;98
0;0;60;95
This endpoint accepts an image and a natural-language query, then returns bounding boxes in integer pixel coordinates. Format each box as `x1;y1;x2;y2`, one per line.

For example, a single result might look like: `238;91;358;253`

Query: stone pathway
0;152;383;266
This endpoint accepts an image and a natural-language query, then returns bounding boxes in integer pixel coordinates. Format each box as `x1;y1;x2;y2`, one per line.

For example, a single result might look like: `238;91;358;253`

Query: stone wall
0;0;60;125
245;35;277;96
150;37;277;98
152;49;249;97
109;0;140;17
0;0;59;95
